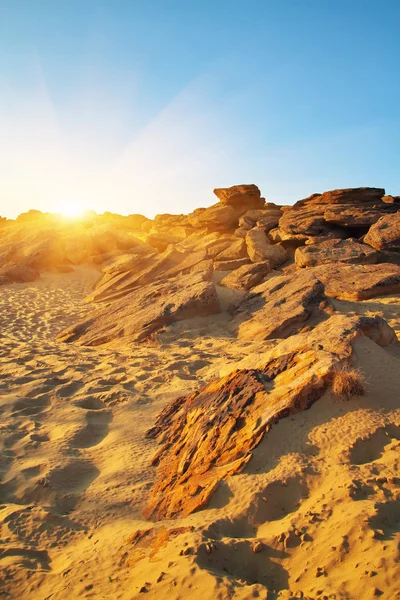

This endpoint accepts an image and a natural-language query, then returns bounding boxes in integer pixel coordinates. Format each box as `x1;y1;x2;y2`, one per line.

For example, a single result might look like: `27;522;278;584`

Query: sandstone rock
295;239;379;268
279;187;392;236
87;247;209;303
213;184;265;210
232;269;333;341
313;263;400;301
144;313;396;519
234;227;248;239
187;204;240;231
220;261;272;290
364;212;400;252
0;264;39;283
58;272;221;346
214;238;247;261
246;227;287;266
213;258;251;271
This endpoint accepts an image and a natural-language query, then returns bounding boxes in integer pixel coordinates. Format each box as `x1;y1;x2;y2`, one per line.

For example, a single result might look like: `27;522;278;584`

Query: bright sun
57;202;85;219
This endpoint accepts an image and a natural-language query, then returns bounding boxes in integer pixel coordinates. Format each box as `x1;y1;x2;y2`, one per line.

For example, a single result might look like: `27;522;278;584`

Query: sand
1;268;400;600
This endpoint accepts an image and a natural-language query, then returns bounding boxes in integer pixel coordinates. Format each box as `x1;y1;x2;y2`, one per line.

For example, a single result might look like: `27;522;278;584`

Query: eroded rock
58;273;221;345
295;239;379;268
220;261;272;290
232;269;333;341
144;314;396;520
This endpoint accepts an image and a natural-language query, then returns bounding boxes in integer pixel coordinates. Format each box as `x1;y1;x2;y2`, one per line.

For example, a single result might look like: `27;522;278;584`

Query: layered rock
313;263;400;301
295;238;379;268
213;184;265;210
220;261;272;290
279;187;396;237
86;246;210;303
245;227;287;266
364;212;400;252
144;314;396;520
231;269;333;341
58;272;221;346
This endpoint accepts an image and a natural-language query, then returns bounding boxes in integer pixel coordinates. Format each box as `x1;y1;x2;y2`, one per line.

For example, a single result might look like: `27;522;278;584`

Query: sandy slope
1;269;400;600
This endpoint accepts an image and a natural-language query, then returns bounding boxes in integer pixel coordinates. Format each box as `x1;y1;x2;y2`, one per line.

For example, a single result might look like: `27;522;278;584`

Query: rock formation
144;314;396;520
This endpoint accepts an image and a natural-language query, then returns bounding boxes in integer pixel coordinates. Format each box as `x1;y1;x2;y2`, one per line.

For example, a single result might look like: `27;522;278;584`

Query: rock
246;227;287;266
252;541;263;553
220;261;272;290
234;227;248;239
213;258;251;271
234;269;333;341
213;184;265;210
364;212;400;252
187;204;240;231
295;239;379;268
58;272;221;346
279;187;392;236
0;263;39;283
312;263;400;301
87;247;210;303
144;313;396;520
214;239;247;261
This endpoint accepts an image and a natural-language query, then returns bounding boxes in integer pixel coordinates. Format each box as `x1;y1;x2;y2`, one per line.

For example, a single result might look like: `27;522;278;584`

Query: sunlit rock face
279;187;399;236
295;238;380;268
144;313;396;520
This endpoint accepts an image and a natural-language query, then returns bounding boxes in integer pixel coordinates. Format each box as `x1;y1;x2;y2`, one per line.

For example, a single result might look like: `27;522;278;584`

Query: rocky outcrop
86;246;210;303
144;314;396;520
232;269;333;341
313;263;400;301
213;184;265;210
364;212;400;252
245;227;287;266
58;272;221;345
220;261;272;290
295;238;379;268
279;187;396;237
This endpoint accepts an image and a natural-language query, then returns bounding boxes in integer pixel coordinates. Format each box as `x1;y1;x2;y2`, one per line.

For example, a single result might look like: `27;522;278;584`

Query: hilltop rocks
221;261;272;290
58;272;221;346
313;263;400;301
232;269;333;341
279;187;395;237
246;227;287;266
364;212;400;252
295;238;379;268
144;313;396;520
213;184;265;210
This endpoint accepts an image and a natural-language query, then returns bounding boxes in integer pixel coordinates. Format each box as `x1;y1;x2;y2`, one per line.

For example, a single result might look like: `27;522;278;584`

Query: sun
56;201;85;219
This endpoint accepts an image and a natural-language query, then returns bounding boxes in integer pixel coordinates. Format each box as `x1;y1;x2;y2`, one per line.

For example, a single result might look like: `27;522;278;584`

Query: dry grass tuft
332;366;365;400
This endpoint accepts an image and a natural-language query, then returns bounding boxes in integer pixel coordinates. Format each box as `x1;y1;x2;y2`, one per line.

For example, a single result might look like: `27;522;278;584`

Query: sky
0;0;399;218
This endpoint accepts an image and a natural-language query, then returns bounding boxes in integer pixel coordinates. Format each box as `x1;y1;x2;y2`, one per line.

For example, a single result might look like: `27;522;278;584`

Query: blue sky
0;0;399;217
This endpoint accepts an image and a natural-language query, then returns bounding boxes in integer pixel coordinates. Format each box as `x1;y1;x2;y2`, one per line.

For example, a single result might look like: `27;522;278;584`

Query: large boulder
220;261;272;290
213;184;265;210
58;272;221;346
144;313;396;520
295;238;379;268
364;212;400;252
187;204;240;231
232;269;333;341
313;263;400;301
279;187;395;236
245;227;287;266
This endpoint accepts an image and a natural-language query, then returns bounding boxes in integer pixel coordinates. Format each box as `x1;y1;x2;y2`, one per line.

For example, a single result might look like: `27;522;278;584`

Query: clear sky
0;0;399;218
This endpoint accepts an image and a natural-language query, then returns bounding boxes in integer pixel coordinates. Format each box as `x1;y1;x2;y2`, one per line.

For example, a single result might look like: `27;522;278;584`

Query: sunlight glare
57;201;85;219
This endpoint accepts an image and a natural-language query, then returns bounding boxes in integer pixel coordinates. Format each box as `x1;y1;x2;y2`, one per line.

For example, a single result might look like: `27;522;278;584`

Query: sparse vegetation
332;366;365;400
